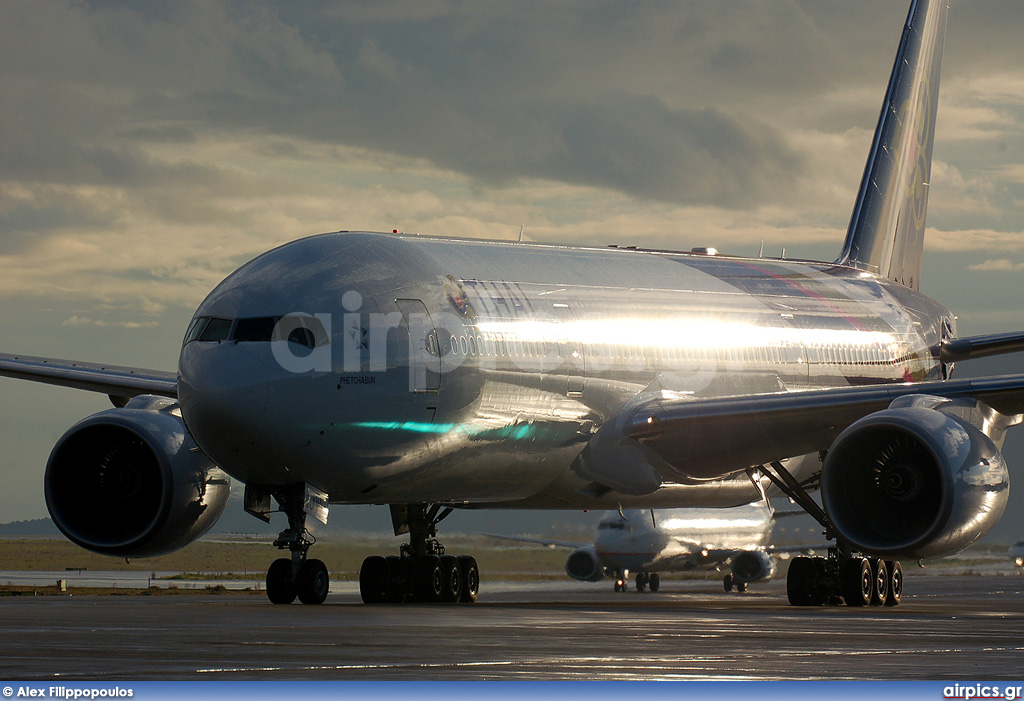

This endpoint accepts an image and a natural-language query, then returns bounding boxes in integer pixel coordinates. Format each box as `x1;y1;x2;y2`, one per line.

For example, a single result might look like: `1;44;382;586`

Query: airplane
489;502;828;595
2;0;1024;608
1011;541;1024;571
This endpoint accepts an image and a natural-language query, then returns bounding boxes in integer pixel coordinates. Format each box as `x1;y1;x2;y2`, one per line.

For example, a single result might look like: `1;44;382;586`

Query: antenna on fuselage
758;241;764;258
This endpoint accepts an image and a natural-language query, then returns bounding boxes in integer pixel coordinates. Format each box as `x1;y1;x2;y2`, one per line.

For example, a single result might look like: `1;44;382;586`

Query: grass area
0;584;264;597
0;536;570;580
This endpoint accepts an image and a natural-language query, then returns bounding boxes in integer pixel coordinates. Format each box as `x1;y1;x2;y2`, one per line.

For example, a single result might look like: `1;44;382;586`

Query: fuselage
593;505;772;574
177;231;954;510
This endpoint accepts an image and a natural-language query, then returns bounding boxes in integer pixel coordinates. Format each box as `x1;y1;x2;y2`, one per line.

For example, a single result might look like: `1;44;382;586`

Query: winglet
836;0;949;290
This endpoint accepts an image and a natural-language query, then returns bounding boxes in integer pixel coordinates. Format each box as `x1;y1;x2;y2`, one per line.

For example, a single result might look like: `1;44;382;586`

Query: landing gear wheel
723;573;734;592
636;572;648;592
884;560;902;606
457;555;479;603
440;555;463;603
870;558;888;607
736;581;747;593
648;573;660;592
842;557;873;607
296;558;330;605
787;556;824;606
414;555;443;603
359;555;389;604
266;558;297;605
385;555;407;603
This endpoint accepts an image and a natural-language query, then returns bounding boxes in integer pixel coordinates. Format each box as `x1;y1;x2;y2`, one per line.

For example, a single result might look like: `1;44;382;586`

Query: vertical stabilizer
836;0;949;290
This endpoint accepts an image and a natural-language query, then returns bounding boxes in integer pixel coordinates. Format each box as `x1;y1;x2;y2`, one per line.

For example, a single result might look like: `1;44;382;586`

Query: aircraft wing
483;533;587;549
0;353;178;404
578;373;1024;491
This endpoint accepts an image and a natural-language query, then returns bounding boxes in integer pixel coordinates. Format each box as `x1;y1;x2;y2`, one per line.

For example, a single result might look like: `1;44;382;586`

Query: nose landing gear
262;484;331;605
358;504;480;604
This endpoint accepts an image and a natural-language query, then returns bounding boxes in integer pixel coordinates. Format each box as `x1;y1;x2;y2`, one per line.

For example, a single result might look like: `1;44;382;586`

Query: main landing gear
753;461;904;608
635;571;660;593
358;504;479;604
263;486;331;605
787;552;902;607
723;573;747;593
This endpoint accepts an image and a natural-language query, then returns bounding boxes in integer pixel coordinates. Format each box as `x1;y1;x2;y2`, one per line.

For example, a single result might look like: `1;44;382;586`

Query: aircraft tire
297;558;330;605
385;555;407;603
870;558;888;606
457;555;479;603
649;573;660;592
440;555;463;603
359;555;389;604
266;558;297;605
413;555;443;603
787;556;823;606
841;557;872;607
723;573;734;592
736;581;747;593
884;560;902;606
635;572;647;592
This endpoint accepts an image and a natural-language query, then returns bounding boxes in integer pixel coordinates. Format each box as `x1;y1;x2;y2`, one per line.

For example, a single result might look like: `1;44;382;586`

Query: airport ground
1;537;1022;680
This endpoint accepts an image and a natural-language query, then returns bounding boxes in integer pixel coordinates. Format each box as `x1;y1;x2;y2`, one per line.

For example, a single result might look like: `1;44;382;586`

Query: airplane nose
178;343;268;464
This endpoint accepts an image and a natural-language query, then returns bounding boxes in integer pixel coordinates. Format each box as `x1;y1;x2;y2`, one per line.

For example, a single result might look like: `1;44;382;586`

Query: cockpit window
233;317;279;342
198;317;232;342
287;327;316;349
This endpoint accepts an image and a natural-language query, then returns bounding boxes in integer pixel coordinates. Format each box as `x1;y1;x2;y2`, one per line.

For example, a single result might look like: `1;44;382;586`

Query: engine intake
821;401;1009;559
565;546;605;582
45;396;230;558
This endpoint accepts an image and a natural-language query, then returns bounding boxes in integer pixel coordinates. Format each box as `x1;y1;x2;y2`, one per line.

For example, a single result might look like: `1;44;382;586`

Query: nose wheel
263;485;331;605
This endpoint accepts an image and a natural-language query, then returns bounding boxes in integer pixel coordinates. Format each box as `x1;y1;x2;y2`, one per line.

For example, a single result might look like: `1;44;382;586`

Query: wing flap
0;353;177;400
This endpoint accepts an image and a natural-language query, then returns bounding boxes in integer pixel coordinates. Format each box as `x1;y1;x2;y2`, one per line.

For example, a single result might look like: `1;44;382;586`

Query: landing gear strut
358;504;479;605
753;462;904;608
264;485;330;605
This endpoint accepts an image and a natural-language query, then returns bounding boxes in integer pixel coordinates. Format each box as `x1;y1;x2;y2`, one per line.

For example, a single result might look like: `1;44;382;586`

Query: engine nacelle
821;399;1009;560
730;549;775;584
565;546;605;582
44;396;230;558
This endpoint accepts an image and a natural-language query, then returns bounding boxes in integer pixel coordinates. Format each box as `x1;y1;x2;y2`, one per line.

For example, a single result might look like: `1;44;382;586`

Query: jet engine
730;549;775;584
44;395;230;558
821;398;1009;560
565;546;606;582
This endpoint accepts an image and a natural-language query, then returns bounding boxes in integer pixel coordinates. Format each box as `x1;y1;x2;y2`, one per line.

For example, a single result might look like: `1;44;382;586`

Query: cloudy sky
1;1;1022;539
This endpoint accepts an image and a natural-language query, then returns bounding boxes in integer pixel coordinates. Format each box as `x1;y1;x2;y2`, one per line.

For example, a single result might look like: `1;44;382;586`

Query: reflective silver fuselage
593;505;771;574
178;232;953;510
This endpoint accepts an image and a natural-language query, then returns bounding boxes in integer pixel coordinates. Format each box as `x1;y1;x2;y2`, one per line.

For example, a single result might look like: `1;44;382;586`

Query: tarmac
2;574;1023;680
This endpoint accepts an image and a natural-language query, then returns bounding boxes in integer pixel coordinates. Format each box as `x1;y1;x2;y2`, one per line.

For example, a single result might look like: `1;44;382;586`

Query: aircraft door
395;299;441;392
552;303;585;396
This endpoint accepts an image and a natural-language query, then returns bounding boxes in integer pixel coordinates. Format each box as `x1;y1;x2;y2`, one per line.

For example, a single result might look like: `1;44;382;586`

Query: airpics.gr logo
943;684;1024;700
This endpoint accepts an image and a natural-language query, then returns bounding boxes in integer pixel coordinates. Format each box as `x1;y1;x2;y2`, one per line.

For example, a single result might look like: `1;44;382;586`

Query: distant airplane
490;502;828;595
1;0;1023;608
1011;541;1024;570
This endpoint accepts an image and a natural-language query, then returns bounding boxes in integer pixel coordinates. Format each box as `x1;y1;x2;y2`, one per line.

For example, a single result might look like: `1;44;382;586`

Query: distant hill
0;518;60;537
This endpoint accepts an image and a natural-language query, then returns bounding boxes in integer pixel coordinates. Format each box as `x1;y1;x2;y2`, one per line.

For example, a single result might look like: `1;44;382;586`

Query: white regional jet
490;503;827;596
2;0;1024;607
